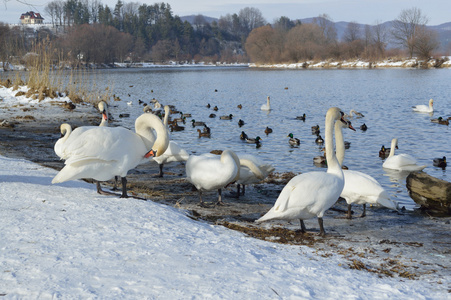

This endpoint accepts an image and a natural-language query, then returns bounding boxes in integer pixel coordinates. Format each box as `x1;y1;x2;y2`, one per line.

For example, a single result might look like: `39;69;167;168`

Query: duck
261;96;271;111
311;125;320;135
240;131;248;140
238;119;245;127
186;150;240;206
315;135;324;144
433;156;447;168
412;98;434;113
379;144;398;158
206;103;211;108
296;113;306;121
191;119;206;127
264;126;273;135
203;124;211;134
153;106;189;178
237;104;242;109
256;107;347;236
209;113;216;118
213;106;219;111
287;133;300;146
246;136;262;144
382;138;426;171
347;109;364;118
52;113;169;198
220;114;233;120
235;154;275;197
169;121;185;132
360;123;368;131
197;128;211;138
335;119;397;219
181;112;192;118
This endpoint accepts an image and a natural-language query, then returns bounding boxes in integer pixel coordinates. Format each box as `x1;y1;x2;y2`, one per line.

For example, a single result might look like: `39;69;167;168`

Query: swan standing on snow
261;96;271;111
52;113;169;198
54;123;72;159
235;154;275;197
153;106;189;177
256;107;347;236
186;150;240;206
382;138;426;171
412;99;433;113
334;120;397;219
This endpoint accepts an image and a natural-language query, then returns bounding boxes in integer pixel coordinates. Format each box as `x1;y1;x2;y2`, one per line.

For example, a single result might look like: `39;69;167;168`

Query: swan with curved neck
186;149;240;206
52;113;169;198
153;106;189;177
335;120;397;218
54;123;72;159
98;101;109;127
261;96;271;111
412;99;433;113
382;138;426;171
256;107;346;236
235;154;275;197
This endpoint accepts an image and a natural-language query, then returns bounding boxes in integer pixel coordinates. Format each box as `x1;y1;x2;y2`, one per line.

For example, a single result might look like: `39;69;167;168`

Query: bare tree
391;7;428;57
343;21;361;42
372;21;388;58
314;14;337;45
414;25;439;59
238;7;266;35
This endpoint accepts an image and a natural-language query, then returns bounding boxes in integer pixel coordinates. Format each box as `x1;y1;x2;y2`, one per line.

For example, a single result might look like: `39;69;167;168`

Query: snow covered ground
0;155;449;299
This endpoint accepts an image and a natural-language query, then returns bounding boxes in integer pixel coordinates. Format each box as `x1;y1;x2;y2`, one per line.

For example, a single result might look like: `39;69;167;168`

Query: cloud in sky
1;0;450;25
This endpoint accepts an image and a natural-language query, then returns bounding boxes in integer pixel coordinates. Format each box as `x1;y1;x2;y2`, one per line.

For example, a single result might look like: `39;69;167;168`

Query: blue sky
1;0;450;25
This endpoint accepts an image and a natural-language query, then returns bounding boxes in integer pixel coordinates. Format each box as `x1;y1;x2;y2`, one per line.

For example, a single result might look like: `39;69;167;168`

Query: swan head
59;123;72;137
429;99;434;106
98;101;108;124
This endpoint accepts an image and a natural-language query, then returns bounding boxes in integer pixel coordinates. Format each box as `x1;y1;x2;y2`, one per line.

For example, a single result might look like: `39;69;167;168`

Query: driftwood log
406;171;451;216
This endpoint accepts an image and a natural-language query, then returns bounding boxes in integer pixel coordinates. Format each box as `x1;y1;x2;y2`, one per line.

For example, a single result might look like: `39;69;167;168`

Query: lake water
79;66;451;210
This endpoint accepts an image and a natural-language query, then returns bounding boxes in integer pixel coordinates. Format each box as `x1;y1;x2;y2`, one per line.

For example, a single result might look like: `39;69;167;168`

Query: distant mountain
180;15;218;24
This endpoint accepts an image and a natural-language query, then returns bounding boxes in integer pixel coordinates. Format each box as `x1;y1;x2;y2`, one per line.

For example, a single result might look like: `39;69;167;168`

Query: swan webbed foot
96;181;118;196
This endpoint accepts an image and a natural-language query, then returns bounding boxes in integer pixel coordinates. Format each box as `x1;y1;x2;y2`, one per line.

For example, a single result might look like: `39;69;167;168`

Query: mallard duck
360;123;368;131
209;113;216;118
203;124;211;134
169;121;184;132
296;113;306;121
315;135;324;144
246;136;262;144
237;104;242;109
197;128;211;138
191;119;206;127
240;131;248;140
181;112;192;118
220;114;233;120
238;119;245;127
287;133;300;146
432;117;450;125
213;106;219;111
264;126;273;135
206;103;211;108
311;125;320;135
433;156;447;168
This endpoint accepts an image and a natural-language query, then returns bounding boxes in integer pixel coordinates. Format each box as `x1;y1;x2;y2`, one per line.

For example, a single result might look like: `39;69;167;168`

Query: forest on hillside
0;1;447;68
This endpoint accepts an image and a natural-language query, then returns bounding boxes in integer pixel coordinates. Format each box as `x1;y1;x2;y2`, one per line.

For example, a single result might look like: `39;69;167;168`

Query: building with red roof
20;11;44;24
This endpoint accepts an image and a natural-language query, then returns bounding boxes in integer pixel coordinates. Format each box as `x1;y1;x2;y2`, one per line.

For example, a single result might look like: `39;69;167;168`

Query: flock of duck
51;97;446;236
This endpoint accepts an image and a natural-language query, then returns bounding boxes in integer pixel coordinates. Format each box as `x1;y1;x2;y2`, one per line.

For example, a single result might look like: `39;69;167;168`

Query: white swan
98;101;109;127
335;121;397;219
52;113;169;198
412;99;433;113
260;96;271;111
153;106;189;177
186;150;240;206
347;109;364;118
256;107;346;236
382;138;426;171
235;154;275;197
54;123;72;159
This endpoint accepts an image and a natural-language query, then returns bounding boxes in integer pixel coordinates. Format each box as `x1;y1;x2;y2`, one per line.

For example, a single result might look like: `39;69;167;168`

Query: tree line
0;2;444;68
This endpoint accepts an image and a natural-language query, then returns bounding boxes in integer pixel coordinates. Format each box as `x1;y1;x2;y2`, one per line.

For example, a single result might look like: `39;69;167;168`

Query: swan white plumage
347;109;364;118
382;138;426;172
186;150;240;206
412;99;433;113
54;123;72;159
153;106;189;177
98;101;109;127
256;107;346;236
335;120;397;219
260;96;271;111
52;113;169;198
235;154;275;197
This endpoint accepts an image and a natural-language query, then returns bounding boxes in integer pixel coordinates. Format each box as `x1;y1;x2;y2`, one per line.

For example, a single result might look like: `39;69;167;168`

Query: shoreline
0;92;450;288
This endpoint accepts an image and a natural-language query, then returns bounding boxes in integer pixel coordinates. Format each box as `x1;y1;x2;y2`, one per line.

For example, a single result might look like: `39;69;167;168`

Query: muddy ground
0;101;450;290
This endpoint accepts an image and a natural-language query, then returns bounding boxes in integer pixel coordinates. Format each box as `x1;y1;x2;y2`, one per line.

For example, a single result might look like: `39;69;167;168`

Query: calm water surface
82;67;451;210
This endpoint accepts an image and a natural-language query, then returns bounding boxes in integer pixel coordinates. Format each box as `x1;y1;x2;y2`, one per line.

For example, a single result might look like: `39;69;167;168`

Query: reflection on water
72;67;450;210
